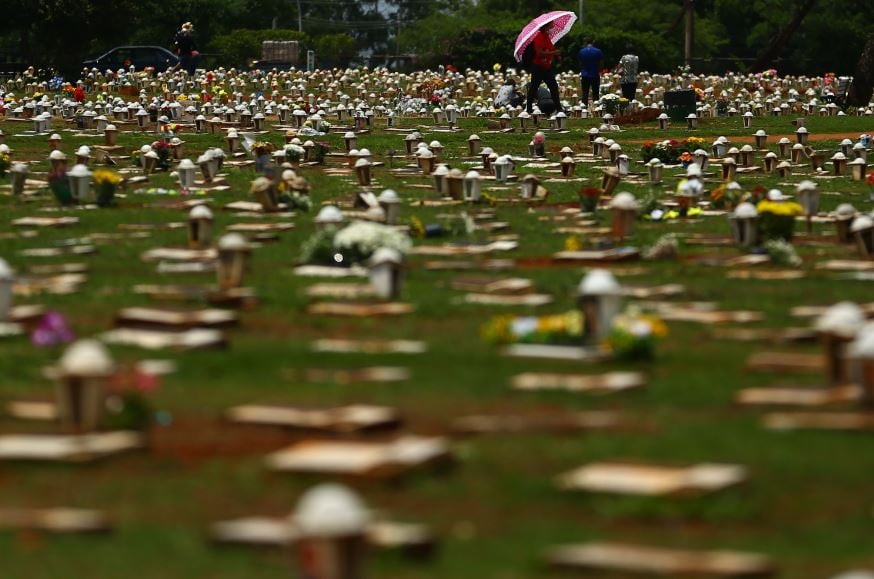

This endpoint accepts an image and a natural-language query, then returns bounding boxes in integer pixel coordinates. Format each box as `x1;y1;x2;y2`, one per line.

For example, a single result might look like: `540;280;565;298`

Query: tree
848;32;874;107
208;29;309;67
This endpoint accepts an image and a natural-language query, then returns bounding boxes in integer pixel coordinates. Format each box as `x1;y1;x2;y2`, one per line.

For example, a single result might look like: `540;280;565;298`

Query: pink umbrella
514;10;578;62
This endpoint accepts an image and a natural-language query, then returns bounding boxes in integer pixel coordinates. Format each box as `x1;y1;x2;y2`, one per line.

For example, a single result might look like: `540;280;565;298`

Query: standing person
173;22;199;75
577;38;603;107
524;22;563;115
617;44;639;101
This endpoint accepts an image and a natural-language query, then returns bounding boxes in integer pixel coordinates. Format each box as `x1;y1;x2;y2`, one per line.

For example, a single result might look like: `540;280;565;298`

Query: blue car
83;46;179;72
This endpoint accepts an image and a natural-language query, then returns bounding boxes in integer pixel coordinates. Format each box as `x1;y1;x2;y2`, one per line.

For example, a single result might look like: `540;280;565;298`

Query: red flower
867;171;874;186
72;87;85;102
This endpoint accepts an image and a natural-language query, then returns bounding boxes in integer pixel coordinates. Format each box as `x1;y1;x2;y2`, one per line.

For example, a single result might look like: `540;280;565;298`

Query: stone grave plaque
226;404;400;433
311;339;427;354
0;509;111;534
511;371;645;393
0;431;144;462
546;542;775;577
557;462;747;496
265;436;451;478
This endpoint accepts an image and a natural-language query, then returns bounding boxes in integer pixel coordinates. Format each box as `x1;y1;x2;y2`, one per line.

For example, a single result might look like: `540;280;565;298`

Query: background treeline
0;0;870;77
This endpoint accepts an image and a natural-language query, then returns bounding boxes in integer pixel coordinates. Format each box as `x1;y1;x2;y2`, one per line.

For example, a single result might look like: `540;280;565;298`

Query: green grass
1;110;874;578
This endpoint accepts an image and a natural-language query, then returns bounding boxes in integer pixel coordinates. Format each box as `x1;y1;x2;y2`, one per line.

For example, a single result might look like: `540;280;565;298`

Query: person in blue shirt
577;38;603;107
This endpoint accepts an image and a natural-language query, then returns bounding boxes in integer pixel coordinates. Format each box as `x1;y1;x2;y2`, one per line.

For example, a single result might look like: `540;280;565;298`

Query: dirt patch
514;256;566;268
149;417;291;463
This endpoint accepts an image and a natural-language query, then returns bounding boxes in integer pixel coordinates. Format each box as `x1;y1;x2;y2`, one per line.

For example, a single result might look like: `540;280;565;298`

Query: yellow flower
563;310;583;336
409;216;425;238
481;315;514;344
493;63;502;72
92;169;122;186
537;314;566;333
757;200;803;216
644;315;669;338
564;235;582;251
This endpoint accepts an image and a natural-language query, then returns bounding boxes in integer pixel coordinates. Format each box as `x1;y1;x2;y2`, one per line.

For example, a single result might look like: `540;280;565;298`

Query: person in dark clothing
173;22;199;75
577;37;603;106
524;22;563;115
537;85;556;115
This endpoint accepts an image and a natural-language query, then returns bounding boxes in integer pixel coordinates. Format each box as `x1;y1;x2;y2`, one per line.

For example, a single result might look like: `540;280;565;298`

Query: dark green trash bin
664;89;697;122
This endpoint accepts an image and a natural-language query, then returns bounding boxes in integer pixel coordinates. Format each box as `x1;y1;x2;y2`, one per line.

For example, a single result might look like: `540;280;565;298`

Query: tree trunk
848;32;874;107
753;0;817;72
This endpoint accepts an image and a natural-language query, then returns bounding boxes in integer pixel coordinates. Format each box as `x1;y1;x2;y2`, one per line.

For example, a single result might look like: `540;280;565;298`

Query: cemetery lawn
1;114;873;578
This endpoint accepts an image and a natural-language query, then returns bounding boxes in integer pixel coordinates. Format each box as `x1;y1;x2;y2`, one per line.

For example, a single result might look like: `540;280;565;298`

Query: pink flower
135;371;160;393
31;311;74;347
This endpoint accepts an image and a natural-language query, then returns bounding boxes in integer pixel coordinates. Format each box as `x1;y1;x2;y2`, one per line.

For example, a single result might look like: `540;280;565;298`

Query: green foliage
313;33;358;68
400;13;523;70
207;29;309;67
0;0;869;76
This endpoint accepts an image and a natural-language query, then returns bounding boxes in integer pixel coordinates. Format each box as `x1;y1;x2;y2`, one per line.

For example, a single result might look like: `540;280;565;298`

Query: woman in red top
525;22;563;115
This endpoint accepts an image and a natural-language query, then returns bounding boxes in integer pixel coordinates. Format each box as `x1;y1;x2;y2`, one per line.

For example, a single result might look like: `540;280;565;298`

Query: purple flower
31;311;75;347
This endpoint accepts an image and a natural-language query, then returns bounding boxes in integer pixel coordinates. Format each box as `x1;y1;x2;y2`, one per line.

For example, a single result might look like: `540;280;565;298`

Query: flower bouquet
284;143;305;168
160;122;181;138
311;141;330;164
679;151;693;168
104;365;161;431
333;221;412;263
764;239;802;267
640;139;681;164
599;93;626;116
300;221;412;267
640;137;704;164
579;187;602;213
709;183;741;210
93;168;123;207
604;306;668;361
757;199;803;241
276;180;312;212
0;150;9;178
48;169;74;206
150;140;172;171
481;310;583;345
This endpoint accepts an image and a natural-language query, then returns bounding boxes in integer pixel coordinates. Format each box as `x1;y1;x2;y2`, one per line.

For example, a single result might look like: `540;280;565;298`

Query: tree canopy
0;0;869;77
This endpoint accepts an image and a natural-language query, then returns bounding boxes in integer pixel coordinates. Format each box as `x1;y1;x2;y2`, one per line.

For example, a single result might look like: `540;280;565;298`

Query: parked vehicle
83;46;179;72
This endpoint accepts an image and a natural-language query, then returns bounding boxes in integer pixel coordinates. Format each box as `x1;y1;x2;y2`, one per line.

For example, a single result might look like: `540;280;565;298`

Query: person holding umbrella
524;22;564;115
514;11;577;115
